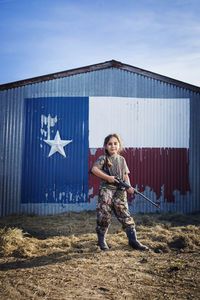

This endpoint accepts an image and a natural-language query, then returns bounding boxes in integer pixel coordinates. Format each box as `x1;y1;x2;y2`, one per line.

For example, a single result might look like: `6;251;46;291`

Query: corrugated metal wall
21;97;89;208
0;68;200;216
88;96;191;214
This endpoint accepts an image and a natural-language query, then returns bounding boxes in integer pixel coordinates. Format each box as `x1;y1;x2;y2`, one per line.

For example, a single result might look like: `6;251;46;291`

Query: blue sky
0;0;200;86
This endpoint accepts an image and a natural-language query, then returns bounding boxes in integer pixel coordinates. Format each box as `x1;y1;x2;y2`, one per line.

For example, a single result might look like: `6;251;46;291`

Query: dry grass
0;211;200;299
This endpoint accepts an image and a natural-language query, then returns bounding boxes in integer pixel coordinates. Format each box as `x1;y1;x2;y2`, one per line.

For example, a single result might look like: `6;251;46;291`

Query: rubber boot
97;232;109;251
126;227;148;251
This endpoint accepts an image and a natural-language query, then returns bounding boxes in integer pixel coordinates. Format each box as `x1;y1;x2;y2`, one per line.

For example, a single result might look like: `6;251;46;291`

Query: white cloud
0;0;199;86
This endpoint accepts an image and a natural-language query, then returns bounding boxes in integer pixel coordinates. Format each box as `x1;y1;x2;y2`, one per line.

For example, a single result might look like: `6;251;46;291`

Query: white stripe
89;97;190;148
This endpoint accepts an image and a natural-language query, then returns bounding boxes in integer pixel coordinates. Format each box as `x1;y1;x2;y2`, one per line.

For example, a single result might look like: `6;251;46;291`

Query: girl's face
105;136;120;155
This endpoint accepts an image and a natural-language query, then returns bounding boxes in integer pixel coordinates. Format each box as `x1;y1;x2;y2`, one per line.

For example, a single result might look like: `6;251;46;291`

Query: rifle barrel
132;188;160;208
115;177;160;209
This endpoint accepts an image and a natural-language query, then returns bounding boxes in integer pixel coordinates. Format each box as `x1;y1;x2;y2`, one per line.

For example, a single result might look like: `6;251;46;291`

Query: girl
91;133;148;251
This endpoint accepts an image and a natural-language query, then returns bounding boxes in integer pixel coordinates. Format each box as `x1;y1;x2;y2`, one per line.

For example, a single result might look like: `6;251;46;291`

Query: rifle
115;177;160;209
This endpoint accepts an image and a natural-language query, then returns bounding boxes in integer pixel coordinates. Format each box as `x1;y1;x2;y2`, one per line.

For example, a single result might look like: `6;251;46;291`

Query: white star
44;131;72;158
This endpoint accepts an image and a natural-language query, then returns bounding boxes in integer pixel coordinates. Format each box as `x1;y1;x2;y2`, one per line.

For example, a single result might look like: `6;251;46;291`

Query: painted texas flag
89;97;190;203
21;96;190;206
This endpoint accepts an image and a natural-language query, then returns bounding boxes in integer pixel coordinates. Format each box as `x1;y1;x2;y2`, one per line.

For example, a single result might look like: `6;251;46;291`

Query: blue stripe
21;97;89;204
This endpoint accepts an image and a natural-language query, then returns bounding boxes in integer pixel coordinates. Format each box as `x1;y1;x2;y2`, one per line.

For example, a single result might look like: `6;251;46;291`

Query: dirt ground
0;211;200;300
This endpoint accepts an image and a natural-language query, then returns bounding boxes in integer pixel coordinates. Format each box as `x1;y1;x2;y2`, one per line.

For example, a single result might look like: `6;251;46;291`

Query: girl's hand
107;176;118;183
127;187;134;194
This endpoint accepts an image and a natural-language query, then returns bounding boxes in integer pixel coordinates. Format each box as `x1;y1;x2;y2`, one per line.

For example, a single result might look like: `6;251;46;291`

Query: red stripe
89;148;190;203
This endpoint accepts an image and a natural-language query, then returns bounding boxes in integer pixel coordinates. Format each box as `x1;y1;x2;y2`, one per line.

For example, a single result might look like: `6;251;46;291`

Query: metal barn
0;60;200;216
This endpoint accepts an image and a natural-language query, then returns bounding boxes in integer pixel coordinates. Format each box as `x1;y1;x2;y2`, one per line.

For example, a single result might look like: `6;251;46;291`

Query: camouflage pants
96;188;135;235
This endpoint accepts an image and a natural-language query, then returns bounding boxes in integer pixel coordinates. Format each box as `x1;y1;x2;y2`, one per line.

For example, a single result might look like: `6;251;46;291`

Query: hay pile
0;212;200;299
0;212;199;258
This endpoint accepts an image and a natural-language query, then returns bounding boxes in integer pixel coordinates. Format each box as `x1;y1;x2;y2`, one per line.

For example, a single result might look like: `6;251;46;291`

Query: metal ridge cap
0;59;200;93
0;60;115;90
114;60;200;93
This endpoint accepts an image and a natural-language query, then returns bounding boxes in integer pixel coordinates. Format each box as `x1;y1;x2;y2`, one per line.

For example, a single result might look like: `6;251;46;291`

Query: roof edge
0;59;200;93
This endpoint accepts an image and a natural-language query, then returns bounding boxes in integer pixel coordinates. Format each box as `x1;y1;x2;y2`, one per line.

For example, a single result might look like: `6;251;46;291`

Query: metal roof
0;59;200;93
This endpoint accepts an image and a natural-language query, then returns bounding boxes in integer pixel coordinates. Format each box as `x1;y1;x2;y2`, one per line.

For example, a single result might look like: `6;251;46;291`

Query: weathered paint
21;97;89;205
0;62;200;216
89;97;190;148
88;96;191;212
89;147;190;204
